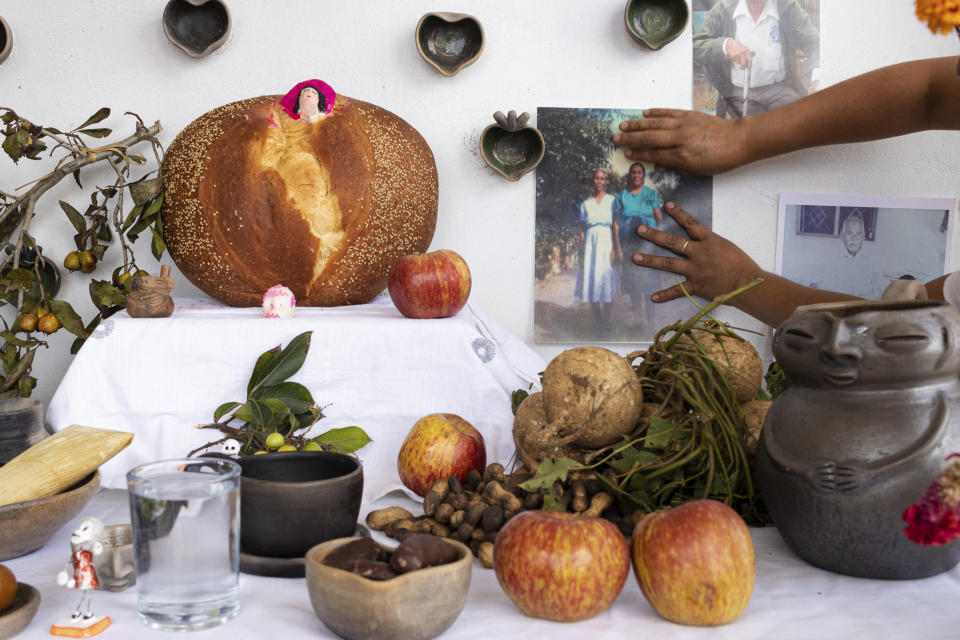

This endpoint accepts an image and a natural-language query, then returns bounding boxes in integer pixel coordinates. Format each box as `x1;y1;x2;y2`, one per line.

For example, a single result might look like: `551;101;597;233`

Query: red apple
631;499;754;626
397;413;486;496
494;510;630;622
387;249;471;319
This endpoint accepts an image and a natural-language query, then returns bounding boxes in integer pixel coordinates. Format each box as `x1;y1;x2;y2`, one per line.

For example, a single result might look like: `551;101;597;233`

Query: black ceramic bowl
238;451;363;558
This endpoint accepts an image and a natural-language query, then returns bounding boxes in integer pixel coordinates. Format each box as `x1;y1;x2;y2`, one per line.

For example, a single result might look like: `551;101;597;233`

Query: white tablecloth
6;488;960;640
46;297;545;502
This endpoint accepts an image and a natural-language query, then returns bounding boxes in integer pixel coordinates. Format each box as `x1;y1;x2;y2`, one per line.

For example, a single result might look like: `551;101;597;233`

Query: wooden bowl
415;12;484;76
0;583;40;639
237;452;363;558
0;471;99;561
305;537;472;640
624;0;689;51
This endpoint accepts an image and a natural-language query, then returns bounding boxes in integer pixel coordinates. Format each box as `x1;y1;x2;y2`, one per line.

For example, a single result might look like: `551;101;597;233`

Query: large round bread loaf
161;86;438;306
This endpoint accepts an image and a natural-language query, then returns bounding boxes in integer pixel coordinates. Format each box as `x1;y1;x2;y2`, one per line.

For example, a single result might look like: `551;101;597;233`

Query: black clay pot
0;397;45;464
2;244;61;303
236;451;363;558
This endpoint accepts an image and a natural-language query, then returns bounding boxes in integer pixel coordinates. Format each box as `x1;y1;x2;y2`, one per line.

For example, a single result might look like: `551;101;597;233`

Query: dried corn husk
0;424;133;506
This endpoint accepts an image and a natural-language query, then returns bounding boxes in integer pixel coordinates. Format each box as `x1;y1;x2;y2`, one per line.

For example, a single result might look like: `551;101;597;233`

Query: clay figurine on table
52;517;112;637
126;264;175;318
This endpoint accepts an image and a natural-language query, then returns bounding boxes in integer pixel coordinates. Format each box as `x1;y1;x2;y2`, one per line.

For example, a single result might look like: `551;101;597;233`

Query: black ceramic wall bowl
416;12;484;76
237;451;363;559
480;111;545;182
624;0;689;51
0;17;12;67
163;0;231;58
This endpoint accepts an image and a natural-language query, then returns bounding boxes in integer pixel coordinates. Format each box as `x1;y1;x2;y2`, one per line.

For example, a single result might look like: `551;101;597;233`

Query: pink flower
903;454;960;546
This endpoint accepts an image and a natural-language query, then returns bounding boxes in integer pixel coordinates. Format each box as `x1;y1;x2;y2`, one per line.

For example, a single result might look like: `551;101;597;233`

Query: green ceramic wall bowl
624;0;689;51
479;111;545;182
416;12;484;76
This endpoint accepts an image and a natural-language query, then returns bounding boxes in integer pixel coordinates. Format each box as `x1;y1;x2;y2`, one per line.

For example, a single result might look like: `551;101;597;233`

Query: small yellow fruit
63;251;81;271
17;313;38;332
277;444;297;452
79;250;97;274
117;272;133;286
264;432;284;450
253;450;268;455
37;313;61;334
301;441;323;452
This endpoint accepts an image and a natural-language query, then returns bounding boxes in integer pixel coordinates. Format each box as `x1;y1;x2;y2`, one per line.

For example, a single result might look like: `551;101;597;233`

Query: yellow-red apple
397;413;486;497
631;499;754;626
387;249;471;319
494;510;630;622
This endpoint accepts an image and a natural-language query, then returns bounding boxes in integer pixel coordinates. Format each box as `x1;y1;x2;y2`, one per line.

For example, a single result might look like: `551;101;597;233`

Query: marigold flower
903;454;960;546
915;0;960;34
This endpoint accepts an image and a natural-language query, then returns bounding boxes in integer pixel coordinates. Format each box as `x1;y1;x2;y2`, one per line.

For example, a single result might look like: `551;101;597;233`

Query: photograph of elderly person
534;107;713;344
778;194;951;301
574;169;621;338
693;0;820;118
615;163;663;325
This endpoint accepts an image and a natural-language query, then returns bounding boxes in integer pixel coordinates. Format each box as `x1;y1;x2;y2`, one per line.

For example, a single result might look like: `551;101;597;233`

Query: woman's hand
613;109;750;176
630;201;762;302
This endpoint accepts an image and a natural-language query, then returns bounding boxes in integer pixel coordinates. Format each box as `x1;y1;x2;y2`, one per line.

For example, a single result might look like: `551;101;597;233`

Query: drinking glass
127;457;240;631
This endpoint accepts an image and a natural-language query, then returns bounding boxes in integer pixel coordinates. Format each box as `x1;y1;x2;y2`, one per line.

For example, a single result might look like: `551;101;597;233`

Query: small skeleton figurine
52;517;112;637
221;438;241;457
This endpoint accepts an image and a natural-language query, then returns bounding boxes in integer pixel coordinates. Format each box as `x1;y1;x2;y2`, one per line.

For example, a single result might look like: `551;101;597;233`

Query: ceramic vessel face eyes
624;0;689;51
163;0;231;58
773;301;960;388
480;126;545;181
416;13;484;76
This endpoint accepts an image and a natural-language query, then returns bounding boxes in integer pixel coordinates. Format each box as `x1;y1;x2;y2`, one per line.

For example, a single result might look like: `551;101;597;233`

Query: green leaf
150;226;166;260
511;389;529;415
125;207;157;240
311;426;372;453
2;268;35;292
128;178;163;207
59;200;87;233
247;331;313;396
17;375;36;398
78;128;111;139
143;192;165;218
2;131;23;162
247;399;273;431
255;381;313;414
0;348;35;392
247;346;280;397
645;416;684;449
128;153;147;165
234;402;253;423
0;112;16;124
49;299;87;338
519;457;584;492
214;401;241;422
122;204;144;233
0;332;41;349
89;280;127;312
77;107;110;130
608;446;662;473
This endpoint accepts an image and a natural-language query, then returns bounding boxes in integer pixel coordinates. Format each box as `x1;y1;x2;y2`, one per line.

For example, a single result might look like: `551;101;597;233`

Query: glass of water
127;457;241;631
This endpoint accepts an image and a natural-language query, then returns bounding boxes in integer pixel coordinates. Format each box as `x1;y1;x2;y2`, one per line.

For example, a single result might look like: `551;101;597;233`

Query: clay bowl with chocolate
0;470;99;561
234;451;363;560
306;536;472;640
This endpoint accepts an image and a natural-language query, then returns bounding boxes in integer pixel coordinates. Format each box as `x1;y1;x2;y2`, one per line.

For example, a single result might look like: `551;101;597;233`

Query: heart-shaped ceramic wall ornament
623;0;689;51
163;0;231;58
416;12;484;76
479;111;546;182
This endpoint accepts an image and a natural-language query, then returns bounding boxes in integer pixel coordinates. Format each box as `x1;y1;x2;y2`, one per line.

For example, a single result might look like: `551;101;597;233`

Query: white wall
0;0;958;406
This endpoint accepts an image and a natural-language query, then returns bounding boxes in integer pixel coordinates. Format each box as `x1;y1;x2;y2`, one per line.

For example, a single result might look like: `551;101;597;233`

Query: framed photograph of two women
534;107;713;344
